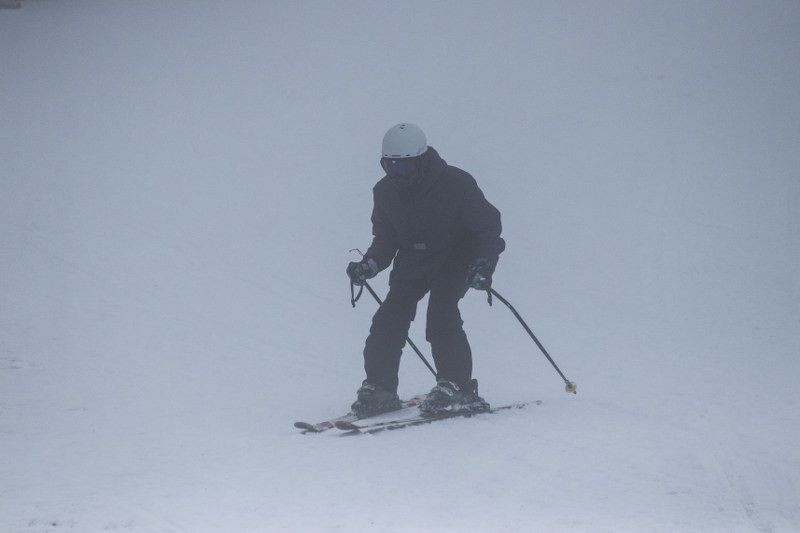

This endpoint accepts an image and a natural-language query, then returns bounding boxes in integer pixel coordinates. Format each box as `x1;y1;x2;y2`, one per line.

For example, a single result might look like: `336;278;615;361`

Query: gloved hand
346;258;379;286
466;258;494;290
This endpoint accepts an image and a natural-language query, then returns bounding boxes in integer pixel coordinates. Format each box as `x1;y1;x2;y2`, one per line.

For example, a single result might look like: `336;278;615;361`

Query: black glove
347;258;379;286
466;258;494;290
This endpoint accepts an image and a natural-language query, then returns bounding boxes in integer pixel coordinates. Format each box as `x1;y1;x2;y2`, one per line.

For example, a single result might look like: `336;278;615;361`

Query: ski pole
489;288;577;394
349;249;438;379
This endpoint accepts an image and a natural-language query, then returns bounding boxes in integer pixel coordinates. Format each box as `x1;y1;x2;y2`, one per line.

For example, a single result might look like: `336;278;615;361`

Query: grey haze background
2;1;799;531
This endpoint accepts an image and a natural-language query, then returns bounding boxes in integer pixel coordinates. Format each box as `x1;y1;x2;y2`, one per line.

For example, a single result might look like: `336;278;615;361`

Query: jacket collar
399;146;445;199
422;146;446;182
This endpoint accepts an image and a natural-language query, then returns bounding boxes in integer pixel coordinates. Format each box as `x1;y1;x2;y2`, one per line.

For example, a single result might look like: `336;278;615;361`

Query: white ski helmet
381;123;427;158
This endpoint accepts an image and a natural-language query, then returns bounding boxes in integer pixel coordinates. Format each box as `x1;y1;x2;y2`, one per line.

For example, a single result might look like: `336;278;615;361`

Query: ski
335;400;540;434
294;394;426;433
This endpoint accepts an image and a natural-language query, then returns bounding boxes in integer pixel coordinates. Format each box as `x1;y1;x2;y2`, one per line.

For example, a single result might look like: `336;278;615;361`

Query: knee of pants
371;297;418;333
425;308;464;342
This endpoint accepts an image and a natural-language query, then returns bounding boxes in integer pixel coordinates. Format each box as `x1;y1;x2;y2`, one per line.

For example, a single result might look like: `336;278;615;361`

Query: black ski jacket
364;146;505;285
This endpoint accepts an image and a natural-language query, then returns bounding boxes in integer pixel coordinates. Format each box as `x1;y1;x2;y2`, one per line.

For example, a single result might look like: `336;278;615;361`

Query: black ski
335;400;540;434
294;394;426;433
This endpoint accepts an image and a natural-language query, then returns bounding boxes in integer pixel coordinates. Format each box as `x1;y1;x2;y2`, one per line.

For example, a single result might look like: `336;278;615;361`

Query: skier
346;123;505;417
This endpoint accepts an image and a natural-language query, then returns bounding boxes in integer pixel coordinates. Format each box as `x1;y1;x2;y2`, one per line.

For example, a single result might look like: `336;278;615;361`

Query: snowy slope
2;1;799;531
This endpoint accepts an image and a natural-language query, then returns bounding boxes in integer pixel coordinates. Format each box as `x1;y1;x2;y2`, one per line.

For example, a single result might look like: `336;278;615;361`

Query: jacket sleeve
363;189;398;272
462;176;506;266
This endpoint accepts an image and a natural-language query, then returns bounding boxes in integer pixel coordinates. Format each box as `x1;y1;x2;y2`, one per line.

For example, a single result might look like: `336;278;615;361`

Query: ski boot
350;380;402;418
419;379;490;416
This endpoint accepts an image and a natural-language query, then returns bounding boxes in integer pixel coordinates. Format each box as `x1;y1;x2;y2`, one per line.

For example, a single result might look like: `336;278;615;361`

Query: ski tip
334;420;360;431
294;422;317;431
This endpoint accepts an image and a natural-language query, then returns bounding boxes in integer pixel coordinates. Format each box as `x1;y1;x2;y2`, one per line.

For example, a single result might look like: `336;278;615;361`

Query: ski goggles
381;157;420;179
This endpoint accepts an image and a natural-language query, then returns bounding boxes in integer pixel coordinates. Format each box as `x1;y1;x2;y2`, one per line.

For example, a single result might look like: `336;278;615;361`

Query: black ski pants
363;275;471;393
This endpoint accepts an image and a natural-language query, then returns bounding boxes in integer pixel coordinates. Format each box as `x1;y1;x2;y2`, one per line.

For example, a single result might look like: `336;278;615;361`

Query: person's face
381;157;421;190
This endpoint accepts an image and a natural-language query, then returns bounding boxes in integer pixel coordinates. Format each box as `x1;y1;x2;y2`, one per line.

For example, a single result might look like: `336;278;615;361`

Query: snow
1;1;799;531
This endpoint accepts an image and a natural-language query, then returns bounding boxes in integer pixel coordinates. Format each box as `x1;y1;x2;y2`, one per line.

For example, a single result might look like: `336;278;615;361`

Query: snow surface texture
2;1;799;532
